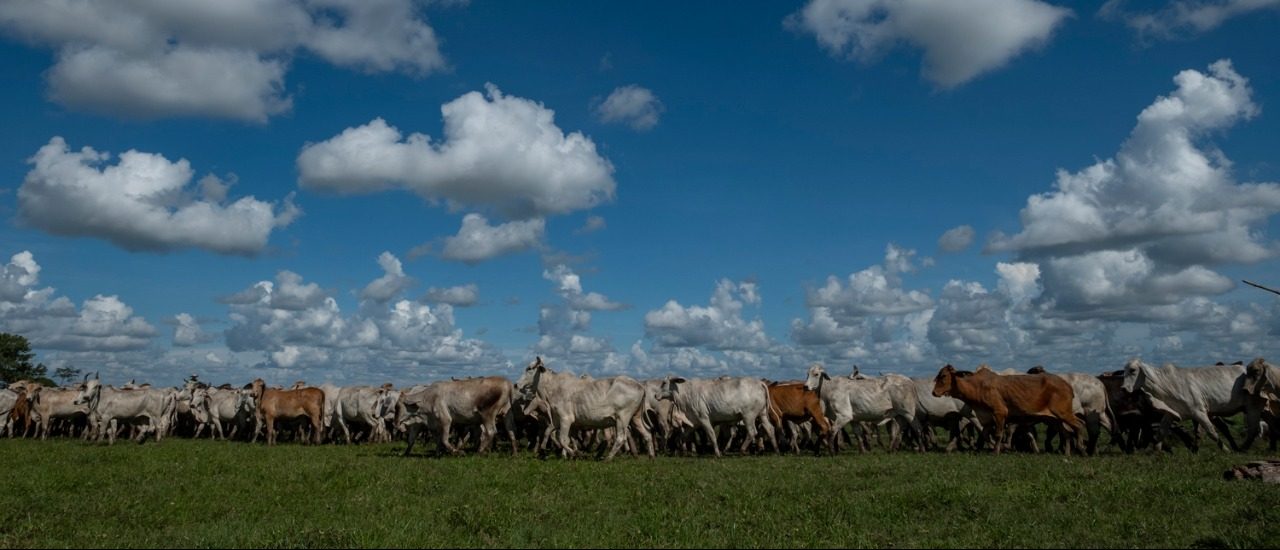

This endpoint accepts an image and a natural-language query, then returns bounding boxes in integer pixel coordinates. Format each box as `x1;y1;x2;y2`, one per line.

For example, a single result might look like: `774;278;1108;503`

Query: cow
0;388;19;437
515;357;653;460
1243;358;1280;451
335;386;392;444
932;364;1084;456
249;378;325;445
193;386;256;440
803;364;923;453
1122;359;1262;452
765;381;831;455
73;373;175;444
658;375;778;457
398;377;517;457
1024;367;1115;455
1097;370;1196;452
911;377;976;452
29;385;89;439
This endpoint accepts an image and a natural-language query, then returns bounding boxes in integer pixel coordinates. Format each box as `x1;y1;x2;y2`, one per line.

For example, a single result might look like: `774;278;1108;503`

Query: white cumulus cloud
18;137;299;255
594;85;663;130
439;214;545;264
297;85;616;219
938;225;976;252
788;0;1071;87
1101;0;1280;40
0;0;449;121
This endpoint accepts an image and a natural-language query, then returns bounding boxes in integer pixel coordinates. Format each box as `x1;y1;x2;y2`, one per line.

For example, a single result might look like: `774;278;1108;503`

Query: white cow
30;386;90;439
804;364;923;453
911;377;976;452
74;374;176;444
196;387;256;440
515;357;653;460
397;377;517;456
1122;359;1262;451
0;388;18;437
336;386;389;444
656;375;778;457
1055;372;1115;455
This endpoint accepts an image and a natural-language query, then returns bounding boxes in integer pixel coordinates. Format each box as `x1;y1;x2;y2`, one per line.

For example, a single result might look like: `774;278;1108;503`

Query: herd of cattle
1;356;1279;459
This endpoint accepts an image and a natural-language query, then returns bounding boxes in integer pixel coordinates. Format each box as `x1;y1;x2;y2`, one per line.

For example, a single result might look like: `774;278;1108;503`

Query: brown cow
766;381;831;455
9;387;34;437
932;365;1084;456
250;378;325;445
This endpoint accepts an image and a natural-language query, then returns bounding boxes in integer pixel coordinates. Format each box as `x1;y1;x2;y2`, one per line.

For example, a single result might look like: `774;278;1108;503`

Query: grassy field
1;439;1278;548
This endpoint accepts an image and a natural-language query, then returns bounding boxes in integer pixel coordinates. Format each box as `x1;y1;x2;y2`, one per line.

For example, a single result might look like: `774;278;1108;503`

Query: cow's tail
762;380;780;428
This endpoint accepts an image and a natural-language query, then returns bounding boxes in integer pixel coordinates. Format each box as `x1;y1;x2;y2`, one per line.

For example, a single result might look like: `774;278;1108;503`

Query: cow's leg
991;412;1008;455
1236;405;1262;452
696;418;721;457
479;417;497;454
403;423;420;457
1192;411;1231;452
1208;416;1240;451
827;414;851;455
504;411;519;457
339;416;353;445
265;415;276;446
554;415;577;459
1083;413;1100;456
629;412;655;459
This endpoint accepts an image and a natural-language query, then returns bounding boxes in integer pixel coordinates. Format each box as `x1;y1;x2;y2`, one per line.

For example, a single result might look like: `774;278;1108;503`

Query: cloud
18;137;299;255
644;279;769;350
0;0;448;121
989;60;1279;318
297;85;616;219
0;250;155;352
1101;0;1280;40
807;244;933;320
788;0;1071;87
594;85;663;130
938;225;976;252
172;313;214;347
439;214;545;264
223;256;502;372
48;46;291;122
543;264;626;312
575;215;607;235
423;284;479;307
361;251;415;302
530;264;626;371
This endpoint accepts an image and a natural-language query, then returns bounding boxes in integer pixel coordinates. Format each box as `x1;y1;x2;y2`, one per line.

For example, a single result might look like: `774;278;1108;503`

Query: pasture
1;439;1278;548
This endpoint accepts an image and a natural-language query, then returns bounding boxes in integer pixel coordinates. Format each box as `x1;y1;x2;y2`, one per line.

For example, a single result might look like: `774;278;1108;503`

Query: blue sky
1;0;1278;386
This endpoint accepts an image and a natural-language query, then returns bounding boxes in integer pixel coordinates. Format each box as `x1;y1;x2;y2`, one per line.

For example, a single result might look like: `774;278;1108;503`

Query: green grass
1;439;1278;548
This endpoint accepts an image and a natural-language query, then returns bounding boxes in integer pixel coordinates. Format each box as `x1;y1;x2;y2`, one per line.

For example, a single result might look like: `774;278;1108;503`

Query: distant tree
0;332;48;384
54;366;84;386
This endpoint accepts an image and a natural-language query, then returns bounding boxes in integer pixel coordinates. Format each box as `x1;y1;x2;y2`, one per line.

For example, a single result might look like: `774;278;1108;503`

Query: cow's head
190;386;210;409
803;364;829;392
291;380;307;390
249;378;266;402
235;389;255;413
515;357;547;398
378;390;400;421
1245;357;1277;396
1121;359;1147;394
73;371;101;410
1027;365;1047;375
658;376;687;401
932;365;959;397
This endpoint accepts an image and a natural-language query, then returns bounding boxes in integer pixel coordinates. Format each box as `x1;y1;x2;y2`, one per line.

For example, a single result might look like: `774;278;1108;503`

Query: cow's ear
821;372;830;381
671;377;687;385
